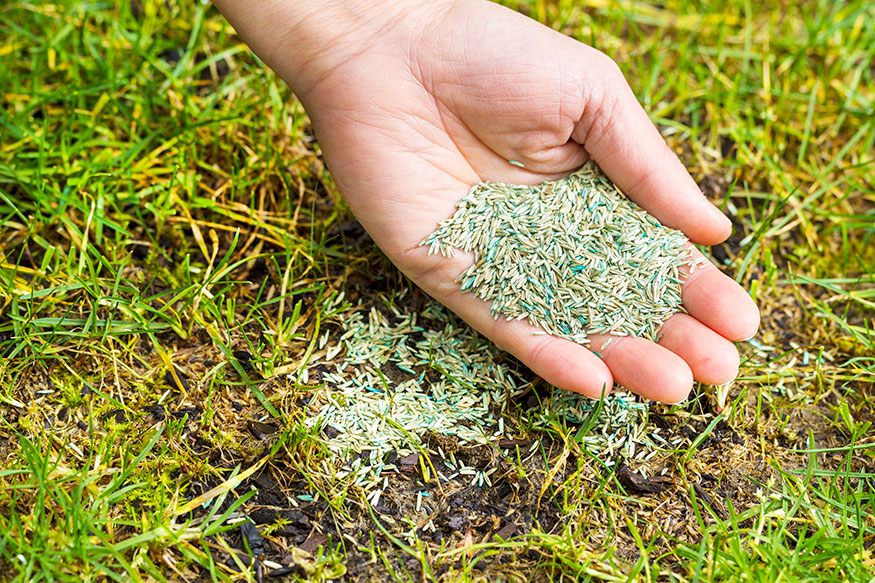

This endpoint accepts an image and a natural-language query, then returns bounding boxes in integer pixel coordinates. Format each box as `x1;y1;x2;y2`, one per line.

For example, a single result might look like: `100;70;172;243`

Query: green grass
1;0;874;581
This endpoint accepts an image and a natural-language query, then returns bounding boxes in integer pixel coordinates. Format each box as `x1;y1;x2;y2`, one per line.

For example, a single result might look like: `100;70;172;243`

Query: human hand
215;0;760;402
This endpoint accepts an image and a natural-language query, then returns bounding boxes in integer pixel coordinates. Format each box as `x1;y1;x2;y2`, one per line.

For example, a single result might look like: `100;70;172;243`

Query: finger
444;288;616;399
656;313;741;385
681;247;760;341
590;334;693;403
424;102;591;184
405;252;615;399
476;139;590;183
570;49;731;245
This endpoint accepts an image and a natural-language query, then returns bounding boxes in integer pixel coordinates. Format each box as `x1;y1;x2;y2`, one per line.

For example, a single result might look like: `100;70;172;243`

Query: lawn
1;0;874;581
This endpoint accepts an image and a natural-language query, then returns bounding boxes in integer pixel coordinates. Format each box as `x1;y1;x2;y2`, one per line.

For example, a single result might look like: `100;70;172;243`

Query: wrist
213;0;452;98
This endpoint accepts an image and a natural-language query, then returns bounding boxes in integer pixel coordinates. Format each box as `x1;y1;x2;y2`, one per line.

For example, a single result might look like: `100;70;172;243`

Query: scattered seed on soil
421;161;707;344
306;293;662;488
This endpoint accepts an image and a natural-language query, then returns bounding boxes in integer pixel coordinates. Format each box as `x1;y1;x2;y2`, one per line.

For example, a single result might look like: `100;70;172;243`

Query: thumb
570;50;731;245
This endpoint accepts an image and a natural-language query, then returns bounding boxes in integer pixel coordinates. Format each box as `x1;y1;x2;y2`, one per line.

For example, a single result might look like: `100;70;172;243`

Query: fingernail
741;327;759;342
714;207;732;233
665;392;691;405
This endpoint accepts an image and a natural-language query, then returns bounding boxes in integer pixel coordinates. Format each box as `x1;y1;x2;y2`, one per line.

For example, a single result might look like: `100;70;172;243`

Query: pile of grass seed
421;161;702;345
307;298;528;488
305;294;665;490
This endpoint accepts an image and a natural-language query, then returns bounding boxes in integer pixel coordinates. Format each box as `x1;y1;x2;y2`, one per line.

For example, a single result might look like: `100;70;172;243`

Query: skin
213;0;761;403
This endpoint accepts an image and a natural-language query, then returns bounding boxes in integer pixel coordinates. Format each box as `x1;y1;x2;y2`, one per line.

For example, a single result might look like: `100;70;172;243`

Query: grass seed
421;161;706;344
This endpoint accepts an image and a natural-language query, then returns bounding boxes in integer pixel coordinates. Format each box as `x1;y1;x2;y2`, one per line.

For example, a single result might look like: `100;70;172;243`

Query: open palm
219;0;760;402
